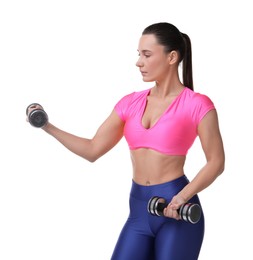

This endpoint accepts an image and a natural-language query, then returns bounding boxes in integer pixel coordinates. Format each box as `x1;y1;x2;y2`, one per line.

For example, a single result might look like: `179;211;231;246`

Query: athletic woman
27;22;225;260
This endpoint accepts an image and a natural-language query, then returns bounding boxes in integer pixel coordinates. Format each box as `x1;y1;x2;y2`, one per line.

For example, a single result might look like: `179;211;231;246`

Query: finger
164;206;174;217
164;205;180;220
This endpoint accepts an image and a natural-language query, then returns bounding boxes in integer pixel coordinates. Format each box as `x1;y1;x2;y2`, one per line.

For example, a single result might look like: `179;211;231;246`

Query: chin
142;77;153;82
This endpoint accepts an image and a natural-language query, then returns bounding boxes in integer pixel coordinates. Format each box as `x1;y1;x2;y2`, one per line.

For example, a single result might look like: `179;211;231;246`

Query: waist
130;175;190;202
131;150;185;186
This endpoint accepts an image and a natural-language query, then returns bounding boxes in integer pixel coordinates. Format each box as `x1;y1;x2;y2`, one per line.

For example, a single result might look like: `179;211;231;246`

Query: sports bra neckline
140;87;186;130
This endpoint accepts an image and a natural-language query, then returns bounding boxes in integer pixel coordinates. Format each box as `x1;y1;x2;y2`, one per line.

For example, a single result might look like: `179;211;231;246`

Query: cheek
150;60;167;76
147;58;161;71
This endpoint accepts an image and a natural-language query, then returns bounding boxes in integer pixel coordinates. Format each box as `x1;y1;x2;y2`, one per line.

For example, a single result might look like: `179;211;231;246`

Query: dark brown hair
142;22;193;90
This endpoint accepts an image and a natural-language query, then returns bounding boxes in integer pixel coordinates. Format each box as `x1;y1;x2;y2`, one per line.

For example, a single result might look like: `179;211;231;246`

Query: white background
0;0;252;259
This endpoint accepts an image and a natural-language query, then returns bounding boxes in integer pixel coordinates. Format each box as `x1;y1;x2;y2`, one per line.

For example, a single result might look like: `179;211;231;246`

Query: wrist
178;188;192;203
42;122;53;133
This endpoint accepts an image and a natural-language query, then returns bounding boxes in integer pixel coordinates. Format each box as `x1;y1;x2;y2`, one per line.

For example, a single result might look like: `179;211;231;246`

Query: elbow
86;156;99;163
83;150;102;163
218;164;225;176
220;162;225;175
83;153;100;163
79;141;105;163
217;156;225;176
208;155;225;178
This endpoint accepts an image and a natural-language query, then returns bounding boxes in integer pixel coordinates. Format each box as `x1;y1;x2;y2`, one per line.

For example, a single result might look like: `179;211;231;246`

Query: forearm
42;122;96;162
179;160;225;202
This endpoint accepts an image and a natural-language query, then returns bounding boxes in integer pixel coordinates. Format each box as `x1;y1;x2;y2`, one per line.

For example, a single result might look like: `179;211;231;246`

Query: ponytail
181;33;193;90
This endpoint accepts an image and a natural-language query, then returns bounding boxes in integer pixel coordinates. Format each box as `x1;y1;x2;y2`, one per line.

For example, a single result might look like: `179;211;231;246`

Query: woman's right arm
42;109;125;162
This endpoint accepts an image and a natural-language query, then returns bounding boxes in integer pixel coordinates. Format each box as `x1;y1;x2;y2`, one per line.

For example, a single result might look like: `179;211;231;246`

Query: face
136;34;171;82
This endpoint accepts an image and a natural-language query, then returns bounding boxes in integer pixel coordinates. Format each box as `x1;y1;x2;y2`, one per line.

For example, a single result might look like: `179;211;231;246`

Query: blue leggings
111;175;204;260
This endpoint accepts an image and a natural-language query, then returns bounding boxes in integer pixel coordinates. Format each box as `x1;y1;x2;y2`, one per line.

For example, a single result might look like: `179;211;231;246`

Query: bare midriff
131;148;186;186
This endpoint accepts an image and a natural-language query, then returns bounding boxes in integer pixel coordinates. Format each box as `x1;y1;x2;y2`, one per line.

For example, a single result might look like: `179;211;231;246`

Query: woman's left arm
164;109;225;219
178;109;225;202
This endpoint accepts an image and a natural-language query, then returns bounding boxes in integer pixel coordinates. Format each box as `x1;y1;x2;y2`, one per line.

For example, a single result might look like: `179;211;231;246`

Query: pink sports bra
114;87;215;155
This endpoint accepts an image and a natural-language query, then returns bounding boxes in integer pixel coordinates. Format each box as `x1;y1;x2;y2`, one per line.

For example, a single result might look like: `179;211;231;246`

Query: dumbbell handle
148;197;202;224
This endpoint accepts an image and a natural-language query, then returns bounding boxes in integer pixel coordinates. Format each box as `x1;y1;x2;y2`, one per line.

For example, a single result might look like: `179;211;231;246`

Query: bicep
91;109;125;158
197;109;225;163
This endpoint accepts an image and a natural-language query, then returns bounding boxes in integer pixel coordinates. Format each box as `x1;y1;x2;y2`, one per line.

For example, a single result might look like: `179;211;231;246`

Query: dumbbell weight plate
26;103;48;128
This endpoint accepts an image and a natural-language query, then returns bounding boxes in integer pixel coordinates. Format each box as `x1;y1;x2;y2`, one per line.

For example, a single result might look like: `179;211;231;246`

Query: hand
26;103;48;128
163;194;186;220
26;103;43;118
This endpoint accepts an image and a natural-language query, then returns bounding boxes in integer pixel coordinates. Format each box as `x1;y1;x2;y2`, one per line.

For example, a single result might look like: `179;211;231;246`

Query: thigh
111;221;155;260
155;218;204;260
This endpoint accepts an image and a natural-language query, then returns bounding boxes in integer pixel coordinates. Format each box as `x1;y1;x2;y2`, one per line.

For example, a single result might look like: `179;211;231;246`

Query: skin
28;34;225;220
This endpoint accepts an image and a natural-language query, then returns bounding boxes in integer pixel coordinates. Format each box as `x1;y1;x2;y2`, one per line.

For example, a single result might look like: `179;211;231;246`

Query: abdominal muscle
131;148;186;186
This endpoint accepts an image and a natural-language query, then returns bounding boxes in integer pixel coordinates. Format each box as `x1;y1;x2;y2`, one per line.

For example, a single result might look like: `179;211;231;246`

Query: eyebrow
137;49;152;54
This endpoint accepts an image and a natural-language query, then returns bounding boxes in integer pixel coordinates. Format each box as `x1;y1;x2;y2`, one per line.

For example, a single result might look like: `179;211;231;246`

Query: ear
167;50;179;65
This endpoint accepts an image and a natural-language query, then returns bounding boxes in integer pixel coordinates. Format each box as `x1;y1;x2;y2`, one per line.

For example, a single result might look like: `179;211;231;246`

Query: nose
136;57;143;67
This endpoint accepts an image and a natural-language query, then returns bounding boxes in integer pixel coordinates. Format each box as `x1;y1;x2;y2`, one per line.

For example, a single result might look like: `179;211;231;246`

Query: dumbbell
147;196;202;224
26;103;48;128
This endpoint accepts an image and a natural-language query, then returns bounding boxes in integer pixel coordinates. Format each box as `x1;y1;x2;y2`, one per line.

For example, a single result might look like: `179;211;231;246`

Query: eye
143;51;152;58
137;50;152;58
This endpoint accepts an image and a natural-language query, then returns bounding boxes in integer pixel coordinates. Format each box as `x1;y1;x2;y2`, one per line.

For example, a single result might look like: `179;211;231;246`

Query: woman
27;22;225;259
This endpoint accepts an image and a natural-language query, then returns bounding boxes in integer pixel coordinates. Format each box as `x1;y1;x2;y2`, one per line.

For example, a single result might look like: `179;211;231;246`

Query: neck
153;81;184;98
152;69;184;98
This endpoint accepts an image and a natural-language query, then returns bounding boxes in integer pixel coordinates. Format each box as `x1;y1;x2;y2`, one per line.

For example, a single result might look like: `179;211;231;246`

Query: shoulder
116;88;150;106
183;87;214;106
114;88;150;120
182;87;216;124
123;88;150;100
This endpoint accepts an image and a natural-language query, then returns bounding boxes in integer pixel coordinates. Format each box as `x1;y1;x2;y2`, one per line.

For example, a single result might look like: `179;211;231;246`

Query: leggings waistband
130;175;190;201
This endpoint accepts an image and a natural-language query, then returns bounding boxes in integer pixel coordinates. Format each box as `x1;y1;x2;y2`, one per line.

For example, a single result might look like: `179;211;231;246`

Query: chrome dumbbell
26;103;48;128
147;196;201;224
